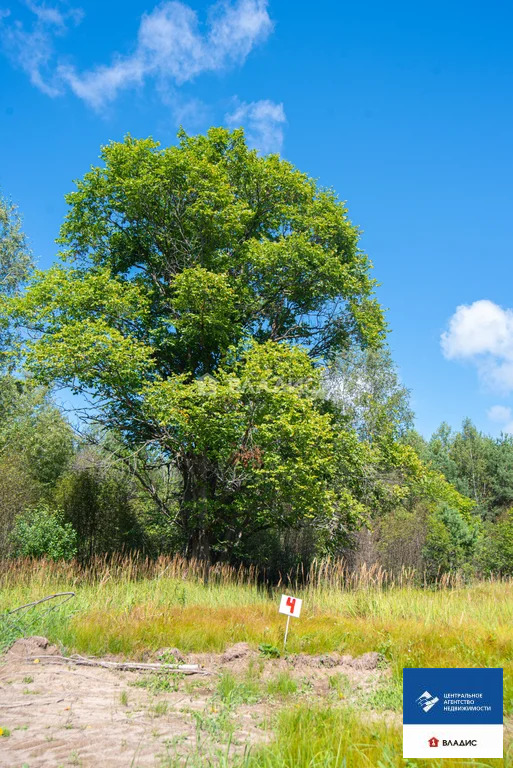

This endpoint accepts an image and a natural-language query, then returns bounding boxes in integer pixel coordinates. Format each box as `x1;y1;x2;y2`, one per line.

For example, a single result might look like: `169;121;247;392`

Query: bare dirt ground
0;637;387;768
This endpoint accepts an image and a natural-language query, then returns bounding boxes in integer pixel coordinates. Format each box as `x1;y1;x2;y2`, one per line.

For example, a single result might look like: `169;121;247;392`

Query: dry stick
19;655;208;675
7;593;75;615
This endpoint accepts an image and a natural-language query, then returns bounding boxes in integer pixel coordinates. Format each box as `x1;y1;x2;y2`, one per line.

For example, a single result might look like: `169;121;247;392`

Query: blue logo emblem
416;690;439;713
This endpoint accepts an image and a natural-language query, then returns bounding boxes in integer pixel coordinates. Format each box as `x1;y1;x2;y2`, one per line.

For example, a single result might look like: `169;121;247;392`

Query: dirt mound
7;635;60;659
351;651;380;670
288;653;341;668
287;651;380;670
221;642;253;663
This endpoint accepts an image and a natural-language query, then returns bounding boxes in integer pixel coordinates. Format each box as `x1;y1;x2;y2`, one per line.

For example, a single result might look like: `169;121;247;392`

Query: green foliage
422;505;480;579
376;508;426;572
258;643;281;658
55;449;143;559
412;418;513;523
14;129;385;389
0;452;38;557
0;377;74;489
328;672;351;698
0;197;32;293
0;377;74;556
487;434;513;514
326;345;414;442
145;340;358;557
0;196;33;363
476;509;513;575
449;418;493;511
12;128;386;558
10;504;77;560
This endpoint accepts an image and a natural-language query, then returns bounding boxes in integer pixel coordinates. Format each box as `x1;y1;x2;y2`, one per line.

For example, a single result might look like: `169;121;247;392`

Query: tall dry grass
0;553;505;592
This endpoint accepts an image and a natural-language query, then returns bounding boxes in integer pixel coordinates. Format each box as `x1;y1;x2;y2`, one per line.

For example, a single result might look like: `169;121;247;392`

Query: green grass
265;671;297;697
157;705;511;768
328;672;351;699
362;677;402;711
242;705;510;768
1;557;513;766
132;670;185;694
2;561;513;711
217;671;262;706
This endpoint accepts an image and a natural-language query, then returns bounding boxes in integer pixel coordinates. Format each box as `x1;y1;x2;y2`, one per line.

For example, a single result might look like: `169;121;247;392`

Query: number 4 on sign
279;594;302;650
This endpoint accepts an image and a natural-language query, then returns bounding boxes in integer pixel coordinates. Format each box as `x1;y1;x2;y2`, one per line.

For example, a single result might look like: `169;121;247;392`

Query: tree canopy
12;128;469;561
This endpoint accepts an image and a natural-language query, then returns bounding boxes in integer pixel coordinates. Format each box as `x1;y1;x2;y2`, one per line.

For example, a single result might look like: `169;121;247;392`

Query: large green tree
13;128;396;559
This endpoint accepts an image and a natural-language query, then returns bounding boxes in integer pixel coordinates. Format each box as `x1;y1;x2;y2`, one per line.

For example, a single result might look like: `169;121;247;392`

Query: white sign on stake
279;594;302;649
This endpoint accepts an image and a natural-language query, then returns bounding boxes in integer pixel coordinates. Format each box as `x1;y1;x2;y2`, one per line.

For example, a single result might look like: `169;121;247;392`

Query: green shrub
422;504;479;579
55;453;144;559
476;509;513;575
11;504;77;560
258;643;281;658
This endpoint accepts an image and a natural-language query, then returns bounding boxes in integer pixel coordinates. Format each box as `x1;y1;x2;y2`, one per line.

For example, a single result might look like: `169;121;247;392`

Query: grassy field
1;556;512;767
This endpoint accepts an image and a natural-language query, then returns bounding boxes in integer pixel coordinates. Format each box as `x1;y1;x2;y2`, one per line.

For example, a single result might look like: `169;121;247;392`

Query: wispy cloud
0;1;82;96
0;0;273;110
487;405;513;434
488;404;511;423
441;299;513;393
225;99;286;153
25;0;82;29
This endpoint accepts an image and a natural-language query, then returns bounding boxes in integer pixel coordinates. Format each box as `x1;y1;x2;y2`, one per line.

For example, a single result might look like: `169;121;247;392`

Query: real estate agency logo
429;736;479;748
416;690;440;713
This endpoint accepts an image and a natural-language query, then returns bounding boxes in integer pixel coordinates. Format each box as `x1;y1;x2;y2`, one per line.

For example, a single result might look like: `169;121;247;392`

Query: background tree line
1;127;511;580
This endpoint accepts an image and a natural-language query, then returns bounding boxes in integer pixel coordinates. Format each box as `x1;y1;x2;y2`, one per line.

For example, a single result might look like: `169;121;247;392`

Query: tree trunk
180;455;214;564
188;527;211;563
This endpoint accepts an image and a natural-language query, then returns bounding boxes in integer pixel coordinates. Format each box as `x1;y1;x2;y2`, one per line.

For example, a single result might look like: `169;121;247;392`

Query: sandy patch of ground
0;637;387;768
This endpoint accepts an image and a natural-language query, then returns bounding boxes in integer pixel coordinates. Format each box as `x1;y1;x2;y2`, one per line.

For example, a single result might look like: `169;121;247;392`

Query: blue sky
0;0;512;438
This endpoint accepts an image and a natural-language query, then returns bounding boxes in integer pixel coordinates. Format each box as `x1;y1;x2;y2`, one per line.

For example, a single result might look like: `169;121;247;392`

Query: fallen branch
20;655;208;675
7;593;75;615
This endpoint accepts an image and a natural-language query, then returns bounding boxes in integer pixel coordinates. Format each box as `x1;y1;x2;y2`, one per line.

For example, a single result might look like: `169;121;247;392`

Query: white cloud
488;405;512;423
0;0;273;109
25;1;75;29
208;0;272;64
441;300;513;361
0;1;81;96
487;405;513;435
441;300;513;394
170;95;211;131
225;99;286;153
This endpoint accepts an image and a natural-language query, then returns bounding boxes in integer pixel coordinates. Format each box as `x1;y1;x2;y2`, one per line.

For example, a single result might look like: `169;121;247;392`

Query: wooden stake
283;614;291;650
